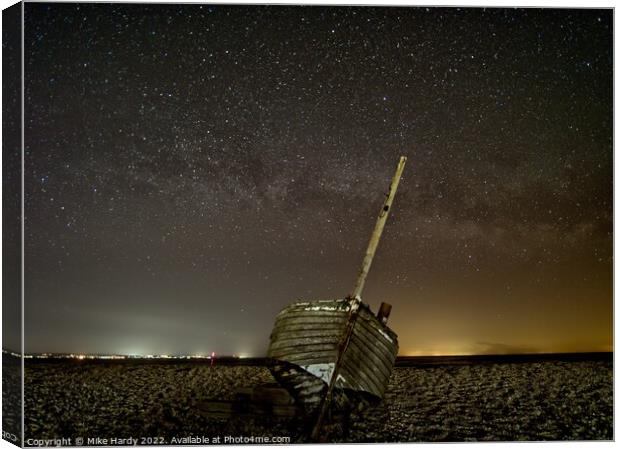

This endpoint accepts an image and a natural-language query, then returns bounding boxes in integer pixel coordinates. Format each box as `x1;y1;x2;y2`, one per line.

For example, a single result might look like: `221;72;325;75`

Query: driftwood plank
196;400;233;418
198;384;301;419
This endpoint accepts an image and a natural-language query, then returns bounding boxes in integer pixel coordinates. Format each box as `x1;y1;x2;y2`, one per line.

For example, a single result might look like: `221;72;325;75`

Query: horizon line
3;349;613;358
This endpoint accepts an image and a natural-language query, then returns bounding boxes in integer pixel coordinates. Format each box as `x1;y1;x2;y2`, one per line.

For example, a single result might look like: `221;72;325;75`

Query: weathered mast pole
311;156;407;442
351;155;407;301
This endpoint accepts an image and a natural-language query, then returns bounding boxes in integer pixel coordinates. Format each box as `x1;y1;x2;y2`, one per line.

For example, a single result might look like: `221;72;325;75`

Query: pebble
17;359;613;442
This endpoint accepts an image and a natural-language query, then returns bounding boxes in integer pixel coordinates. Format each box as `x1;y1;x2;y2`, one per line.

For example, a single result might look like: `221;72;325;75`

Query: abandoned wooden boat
267;298;398;412
267;156;407;434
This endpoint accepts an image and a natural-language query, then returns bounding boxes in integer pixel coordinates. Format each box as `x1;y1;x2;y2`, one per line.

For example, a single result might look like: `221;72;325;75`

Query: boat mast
350;155;407;301
311;156;407;441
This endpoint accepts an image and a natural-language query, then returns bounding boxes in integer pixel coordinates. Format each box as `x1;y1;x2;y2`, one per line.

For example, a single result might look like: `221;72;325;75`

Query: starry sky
17;3;612;356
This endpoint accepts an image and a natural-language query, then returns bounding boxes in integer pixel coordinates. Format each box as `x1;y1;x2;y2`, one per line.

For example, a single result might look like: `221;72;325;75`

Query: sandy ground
17;358;613;444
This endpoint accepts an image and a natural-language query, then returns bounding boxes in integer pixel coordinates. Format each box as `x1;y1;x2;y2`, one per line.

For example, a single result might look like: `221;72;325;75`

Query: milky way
15;3;612;356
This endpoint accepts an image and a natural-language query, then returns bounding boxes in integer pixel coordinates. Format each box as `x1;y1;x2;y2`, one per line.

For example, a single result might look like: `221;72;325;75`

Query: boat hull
267;299;398;413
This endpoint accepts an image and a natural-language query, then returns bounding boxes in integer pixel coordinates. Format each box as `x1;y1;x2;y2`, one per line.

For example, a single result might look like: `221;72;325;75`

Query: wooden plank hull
267;299;398;413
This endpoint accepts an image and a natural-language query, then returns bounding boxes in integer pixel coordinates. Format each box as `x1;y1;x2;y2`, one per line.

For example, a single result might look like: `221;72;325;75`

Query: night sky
20;3;612;356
